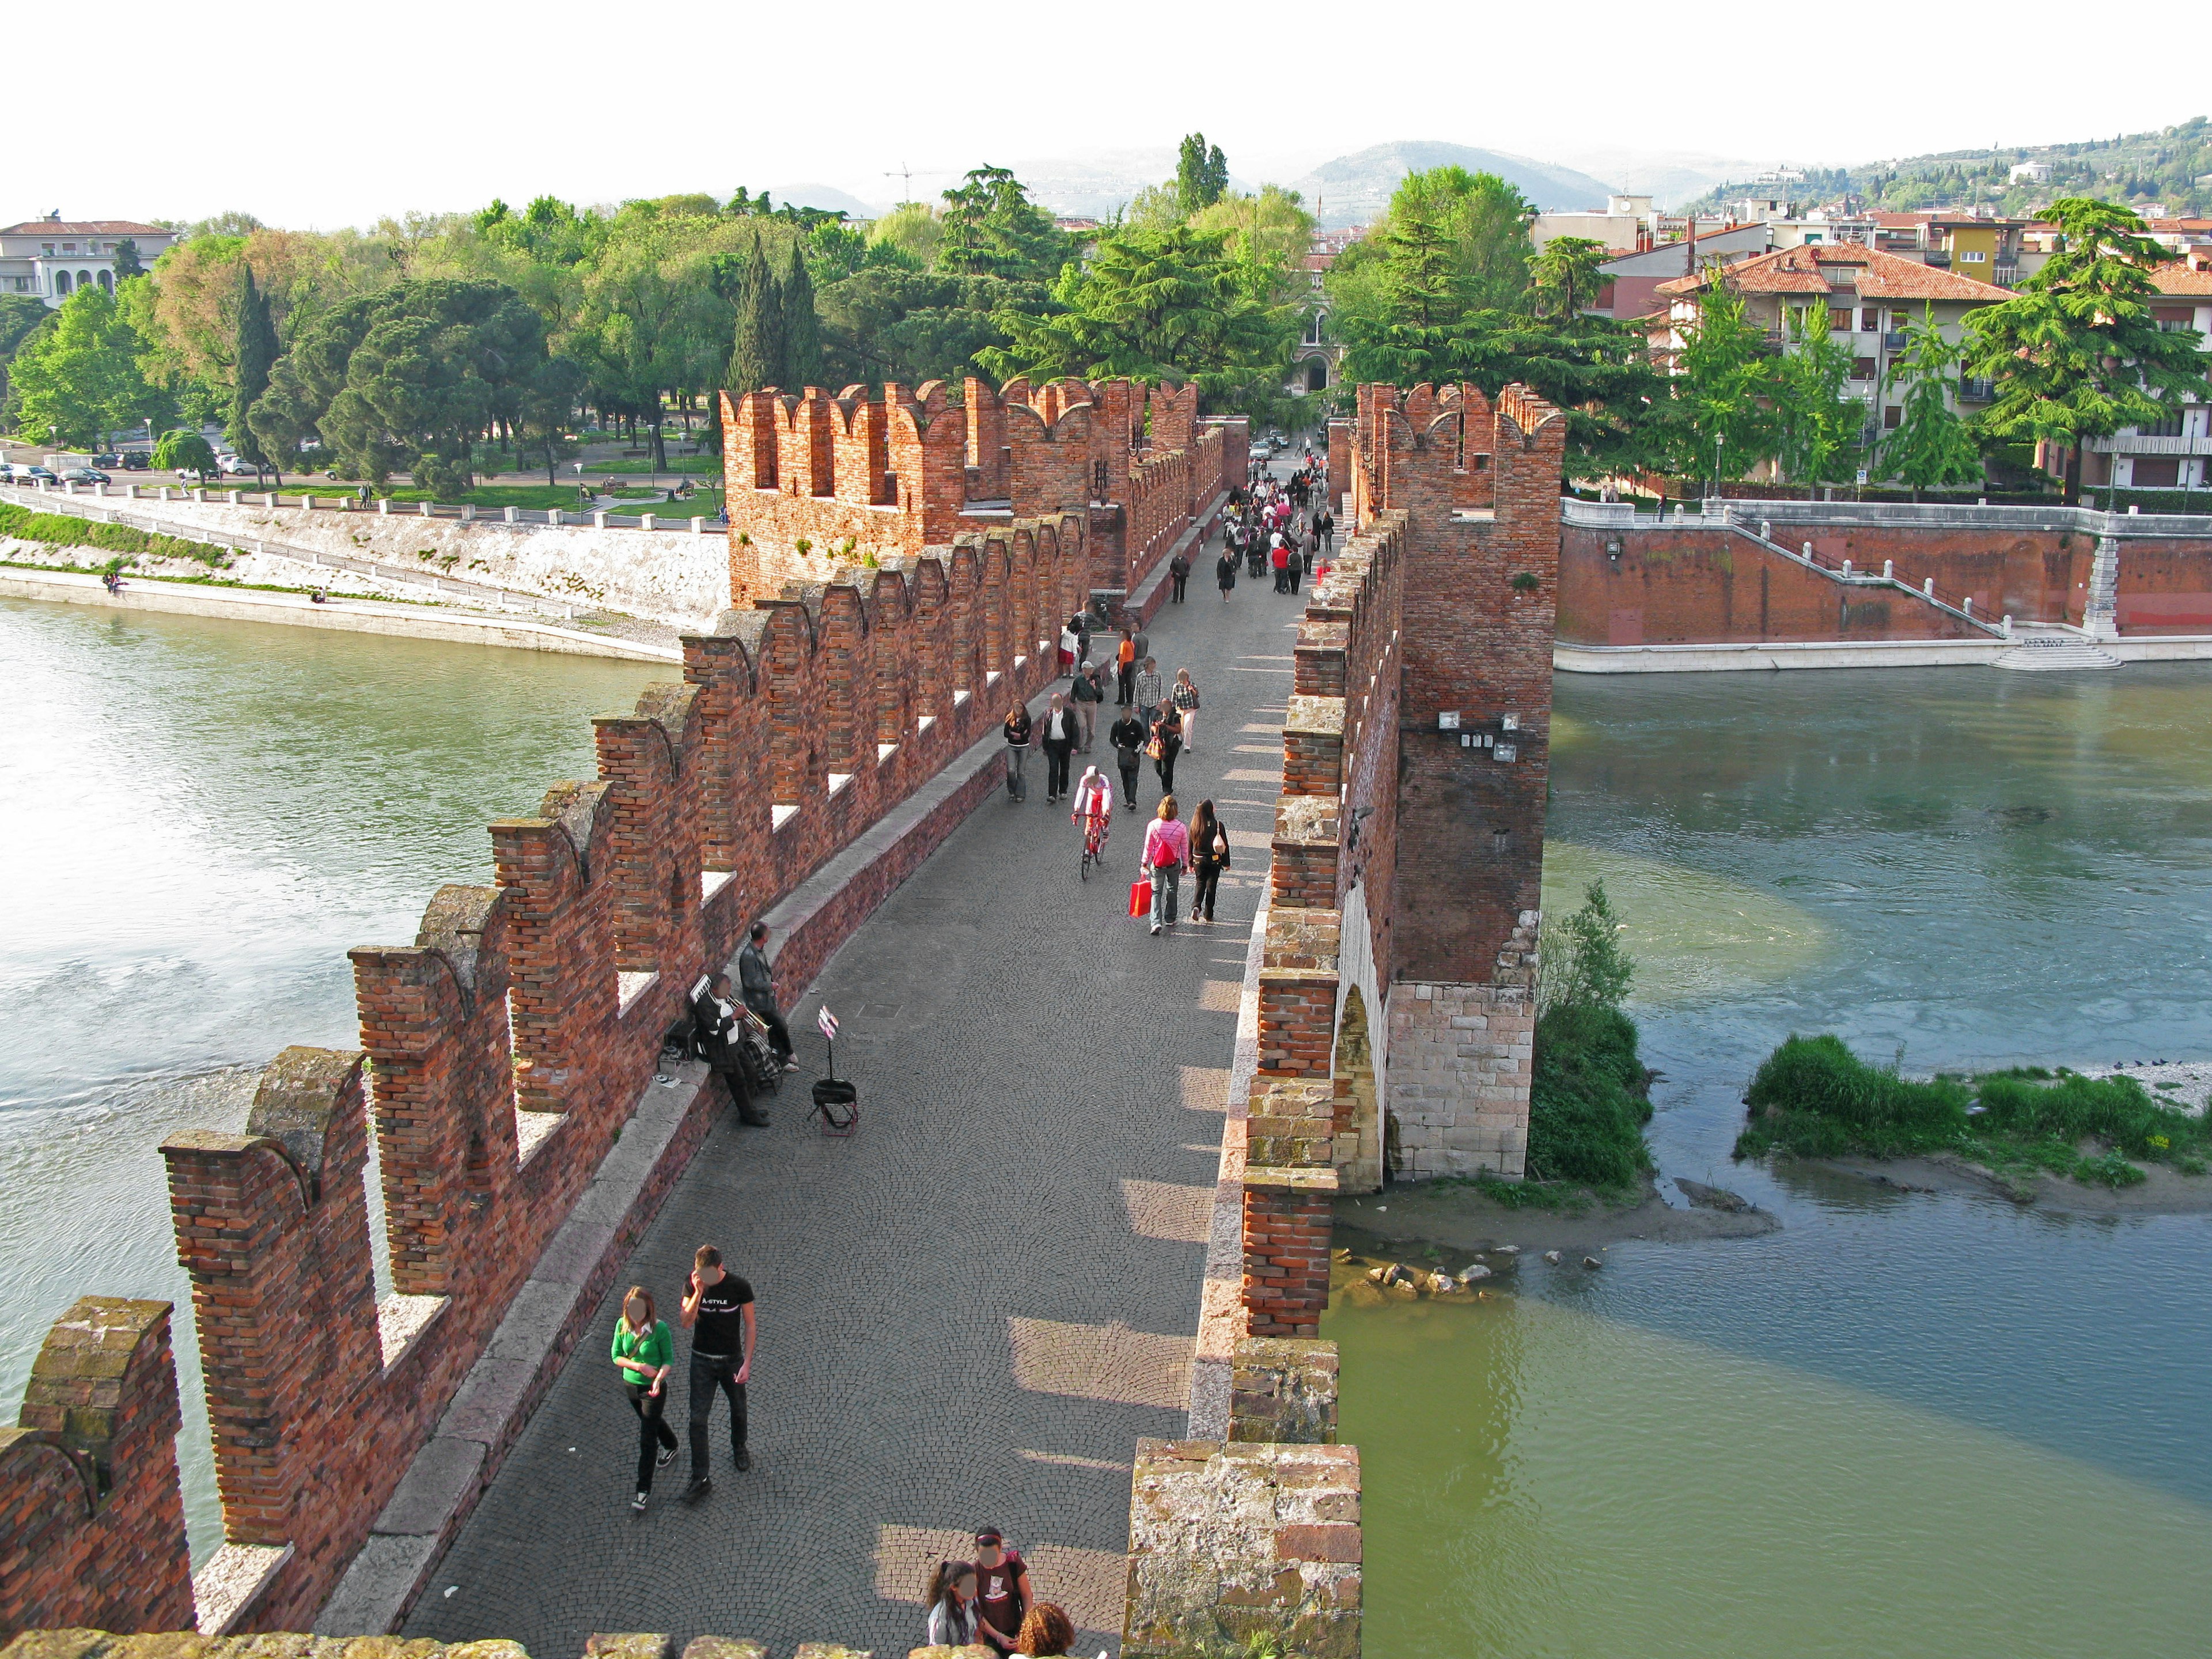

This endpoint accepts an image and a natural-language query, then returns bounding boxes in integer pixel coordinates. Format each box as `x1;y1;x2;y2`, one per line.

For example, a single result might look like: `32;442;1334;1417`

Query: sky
12;0;2206;232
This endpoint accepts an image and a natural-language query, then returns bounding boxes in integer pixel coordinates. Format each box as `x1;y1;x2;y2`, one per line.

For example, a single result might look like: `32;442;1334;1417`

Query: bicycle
1079;808;1109;880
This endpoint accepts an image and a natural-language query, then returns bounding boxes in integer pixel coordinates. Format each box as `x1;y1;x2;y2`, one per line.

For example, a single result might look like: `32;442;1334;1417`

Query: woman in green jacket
613;1285;677;1511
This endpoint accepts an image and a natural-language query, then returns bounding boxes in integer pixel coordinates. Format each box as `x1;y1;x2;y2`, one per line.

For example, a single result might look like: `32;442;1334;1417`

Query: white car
215;453;254;476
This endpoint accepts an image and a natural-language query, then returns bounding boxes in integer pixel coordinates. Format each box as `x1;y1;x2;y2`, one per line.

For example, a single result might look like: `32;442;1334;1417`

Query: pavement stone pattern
400;500;1304;1659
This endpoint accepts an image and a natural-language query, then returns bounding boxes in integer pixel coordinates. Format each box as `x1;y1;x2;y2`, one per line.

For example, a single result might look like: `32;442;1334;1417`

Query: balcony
1925;251;1952;268
1957;377;1997;402
1882;331;1908;351
2085;433;2212;456
1993;264;2019;286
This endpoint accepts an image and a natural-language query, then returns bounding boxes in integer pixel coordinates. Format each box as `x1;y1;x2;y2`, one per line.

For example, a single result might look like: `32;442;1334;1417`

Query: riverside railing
6;475;728;534
0;478;583;620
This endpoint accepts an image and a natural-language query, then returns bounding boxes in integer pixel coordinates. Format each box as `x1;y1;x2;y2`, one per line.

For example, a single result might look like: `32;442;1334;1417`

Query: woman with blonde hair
1142;794;1191;937
611;1285;677;1512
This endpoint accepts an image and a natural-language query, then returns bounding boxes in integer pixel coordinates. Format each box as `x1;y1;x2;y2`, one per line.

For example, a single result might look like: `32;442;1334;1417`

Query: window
40;243;54;255
1960;249;1987;263
1852;357;1878;380
62;243;75;253
1830;308;1852;331
1861;307;1880;332
1884;405;1903;429
2132;458;2181;487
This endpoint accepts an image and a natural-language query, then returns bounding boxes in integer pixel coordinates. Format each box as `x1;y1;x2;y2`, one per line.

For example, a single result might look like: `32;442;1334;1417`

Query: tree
782;240;823;389
936;166;1072;283
728;230;786;396
567;206;729;471
868;202;942;270
245;357;322;478
1767;305;1865;486
228;265;281;483
1543;878;1635;1013
1672;276;1775;489
1963;196;2212;502
152;427;217;476
978;221;1298;417
0;292;49;410
7;285;163;450
1879;305;1984;495
1175;132;1230;214
1531;236;1608;320
111;238;144;282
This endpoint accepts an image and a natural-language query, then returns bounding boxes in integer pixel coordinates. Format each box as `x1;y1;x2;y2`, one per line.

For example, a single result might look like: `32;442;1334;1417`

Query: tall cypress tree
229;266;281;483
728;229;785;397
782;240;822;390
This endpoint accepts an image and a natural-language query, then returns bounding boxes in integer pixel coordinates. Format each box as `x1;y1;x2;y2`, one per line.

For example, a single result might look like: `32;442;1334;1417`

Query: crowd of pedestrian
1220;449;1332;600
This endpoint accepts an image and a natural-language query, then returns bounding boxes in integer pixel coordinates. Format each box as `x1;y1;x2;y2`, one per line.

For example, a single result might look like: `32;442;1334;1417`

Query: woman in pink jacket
1142;796;1192;937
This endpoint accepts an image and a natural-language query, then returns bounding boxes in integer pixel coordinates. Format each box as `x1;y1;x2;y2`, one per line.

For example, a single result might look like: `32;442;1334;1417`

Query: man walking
680;1244;755;1498
1168;549;1190;603
737;922;798;1071
1114;630;1137;707
1109;707;1147;813
1133;657;1164;726
1039;692;1080;802
1067;658;1103;753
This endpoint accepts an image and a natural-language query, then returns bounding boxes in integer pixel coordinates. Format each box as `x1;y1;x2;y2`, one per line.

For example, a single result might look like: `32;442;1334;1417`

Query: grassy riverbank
0;502;226;569
1736;1035;2212;1187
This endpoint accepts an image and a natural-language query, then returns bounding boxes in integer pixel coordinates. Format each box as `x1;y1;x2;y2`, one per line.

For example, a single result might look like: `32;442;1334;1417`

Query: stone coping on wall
1188;889;1267;1441
1567;495;2212;538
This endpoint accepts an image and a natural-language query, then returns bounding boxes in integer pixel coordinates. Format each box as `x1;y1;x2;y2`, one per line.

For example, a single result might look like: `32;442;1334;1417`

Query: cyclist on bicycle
1071;765;1114;855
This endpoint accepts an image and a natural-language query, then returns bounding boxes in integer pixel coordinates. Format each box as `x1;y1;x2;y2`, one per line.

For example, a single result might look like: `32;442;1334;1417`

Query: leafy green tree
1175;132;1229;214
569;208;729;470
228;265;281;482
936;166;1072;283
7;285;163;450
978;222;1297;417
817;268;1018;388
1767;305;1865;486
868;203;941;270
1531;236;1608;320
729;230;786;396
1878;305;1984;495
245;357;321;476
111;238;144;281
1963;196;2212;502
783;240;823;389
1543;878;1635;1012
1672;276;1775;488
152;427;217;476
0;292;50;411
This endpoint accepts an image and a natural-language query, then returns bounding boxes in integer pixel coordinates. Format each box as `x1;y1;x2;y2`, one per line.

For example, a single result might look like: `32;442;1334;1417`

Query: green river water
1331;665;2212;1658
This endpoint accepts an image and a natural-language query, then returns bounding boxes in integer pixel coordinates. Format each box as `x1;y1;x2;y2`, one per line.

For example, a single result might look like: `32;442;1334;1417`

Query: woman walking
612;1286;677;1512
923;1560;980;1649
1190;799;1232;923
1171;668;1201;756
1002;700;1032;802
1215;544;1237;603
1142;794;1191;937
1149;702;1183;797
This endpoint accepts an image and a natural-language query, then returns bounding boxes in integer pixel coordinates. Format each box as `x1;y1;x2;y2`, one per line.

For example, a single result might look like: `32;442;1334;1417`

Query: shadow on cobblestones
403;527;1299;1658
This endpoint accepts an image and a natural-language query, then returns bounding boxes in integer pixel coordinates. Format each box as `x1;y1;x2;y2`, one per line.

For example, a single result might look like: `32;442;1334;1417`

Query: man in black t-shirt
679;1243;756;1498
972;1528;1033;1656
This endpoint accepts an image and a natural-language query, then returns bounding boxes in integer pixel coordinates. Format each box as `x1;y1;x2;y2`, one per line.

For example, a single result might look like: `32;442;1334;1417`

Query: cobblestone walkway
403;524;1302;1658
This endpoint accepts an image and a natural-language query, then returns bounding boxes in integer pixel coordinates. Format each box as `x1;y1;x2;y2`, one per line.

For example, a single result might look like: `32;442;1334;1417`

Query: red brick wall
2116;541;2212;632
1558;527;1988;645
0;1299;195;1638
1241;1182;1334;1340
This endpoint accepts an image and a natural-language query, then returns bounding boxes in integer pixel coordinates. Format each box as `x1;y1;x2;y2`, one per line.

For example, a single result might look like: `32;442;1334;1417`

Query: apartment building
1647;244;2010;459
2055;267;2212;490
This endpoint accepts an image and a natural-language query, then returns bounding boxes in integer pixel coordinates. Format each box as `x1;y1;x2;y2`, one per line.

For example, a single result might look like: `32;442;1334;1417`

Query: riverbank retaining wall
1560;501;2212;646
0;516;1094;1640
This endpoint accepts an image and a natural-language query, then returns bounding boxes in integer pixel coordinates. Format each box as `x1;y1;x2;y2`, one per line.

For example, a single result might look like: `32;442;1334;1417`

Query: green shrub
1527;1002;1652;1188
0;503;225;568
1739;1034;1969;1158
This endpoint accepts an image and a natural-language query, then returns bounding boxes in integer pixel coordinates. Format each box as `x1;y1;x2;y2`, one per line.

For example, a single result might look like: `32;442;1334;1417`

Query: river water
0;598;660;1556
1332;664;2212;1658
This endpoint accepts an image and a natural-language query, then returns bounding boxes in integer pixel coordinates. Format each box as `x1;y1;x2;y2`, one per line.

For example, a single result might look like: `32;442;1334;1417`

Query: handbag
1146;736;1164;760
1128;877;1153;917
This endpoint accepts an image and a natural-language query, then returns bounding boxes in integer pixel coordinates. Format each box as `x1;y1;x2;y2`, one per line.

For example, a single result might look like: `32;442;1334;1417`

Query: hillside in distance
1289;141;1615;226
1680;115;2212;219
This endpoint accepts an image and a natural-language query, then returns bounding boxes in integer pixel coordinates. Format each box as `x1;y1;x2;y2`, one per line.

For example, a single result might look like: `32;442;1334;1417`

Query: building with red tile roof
0;213;179;305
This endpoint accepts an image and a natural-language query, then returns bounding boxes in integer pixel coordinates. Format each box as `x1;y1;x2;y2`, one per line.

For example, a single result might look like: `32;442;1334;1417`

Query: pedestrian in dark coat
1109;710;1147;811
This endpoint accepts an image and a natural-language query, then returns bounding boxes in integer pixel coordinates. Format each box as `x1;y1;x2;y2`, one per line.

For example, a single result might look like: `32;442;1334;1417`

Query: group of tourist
1220;456;1333;599
922;1535;1081;1656
1018;618;1202;808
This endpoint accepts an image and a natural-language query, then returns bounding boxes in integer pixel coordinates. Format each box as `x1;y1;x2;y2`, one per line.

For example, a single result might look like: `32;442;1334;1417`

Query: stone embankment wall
0;517;1090;1641
722;377;1241;608
1560;502;2212;645
24;496;732;626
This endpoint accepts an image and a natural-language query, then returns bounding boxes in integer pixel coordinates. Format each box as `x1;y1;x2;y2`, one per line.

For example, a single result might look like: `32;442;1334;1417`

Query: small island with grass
1733;1035;2212;1212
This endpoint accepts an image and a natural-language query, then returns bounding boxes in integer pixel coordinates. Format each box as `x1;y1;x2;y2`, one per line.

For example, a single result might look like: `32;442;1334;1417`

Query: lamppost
1714;430;1725;502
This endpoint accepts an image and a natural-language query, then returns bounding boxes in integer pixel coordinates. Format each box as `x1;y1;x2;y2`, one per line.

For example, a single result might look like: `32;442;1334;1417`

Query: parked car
59;467;111;485
4;463;59;485
91;453;121;468
120;452;151;471
215;453;253;477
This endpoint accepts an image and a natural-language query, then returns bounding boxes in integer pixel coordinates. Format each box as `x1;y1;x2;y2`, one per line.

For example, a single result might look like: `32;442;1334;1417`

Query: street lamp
1714;431;1725;501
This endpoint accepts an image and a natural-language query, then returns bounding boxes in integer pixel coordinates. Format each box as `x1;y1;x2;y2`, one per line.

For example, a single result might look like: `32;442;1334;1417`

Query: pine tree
782;240;822;389
728;230;785;397
1879;305;1983;496
229;266;281;483
111;238;143;281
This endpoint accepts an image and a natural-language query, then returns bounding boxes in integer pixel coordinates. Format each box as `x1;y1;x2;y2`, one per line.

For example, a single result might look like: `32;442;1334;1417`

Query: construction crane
882;164;956;204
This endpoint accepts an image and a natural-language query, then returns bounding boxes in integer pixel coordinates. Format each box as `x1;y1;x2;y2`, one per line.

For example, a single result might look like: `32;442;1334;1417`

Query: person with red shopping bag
1139;795;1192;937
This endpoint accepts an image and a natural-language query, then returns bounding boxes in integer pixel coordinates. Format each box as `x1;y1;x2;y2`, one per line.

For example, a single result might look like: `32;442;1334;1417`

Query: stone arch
55;269;71;296
1332;984;1382;1193
78;270;94;293
1305;359;1327;392
97;268;112;292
